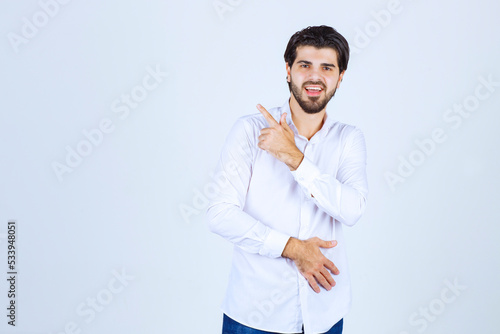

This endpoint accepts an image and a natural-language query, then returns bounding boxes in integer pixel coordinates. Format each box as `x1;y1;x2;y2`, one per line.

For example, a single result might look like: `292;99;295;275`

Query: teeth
306;87;322;91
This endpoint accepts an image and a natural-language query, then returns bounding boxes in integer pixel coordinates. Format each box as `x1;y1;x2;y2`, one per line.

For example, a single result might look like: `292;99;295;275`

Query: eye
300;64;309;68
323;67;332;71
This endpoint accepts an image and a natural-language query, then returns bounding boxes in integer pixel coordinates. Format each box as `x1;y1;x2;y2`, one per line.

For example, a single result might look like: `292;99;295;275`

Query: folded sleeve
206;118;291;258
290;127;368;226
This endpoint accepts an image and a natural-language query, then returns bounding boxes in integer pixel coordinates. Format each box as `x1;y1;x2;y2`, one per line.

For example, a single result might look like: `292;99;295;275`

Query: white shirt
206;99;368;334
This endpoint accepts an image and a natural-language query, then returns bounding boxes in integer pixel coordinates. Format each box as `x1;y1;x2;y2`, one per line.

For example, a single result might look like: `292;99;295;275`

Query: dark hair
284;25;350;79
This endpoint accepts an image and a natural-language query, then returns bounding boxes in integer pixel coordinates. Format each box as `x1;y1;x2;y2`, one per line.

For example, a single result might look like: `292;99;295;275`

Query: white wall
1;0;499;333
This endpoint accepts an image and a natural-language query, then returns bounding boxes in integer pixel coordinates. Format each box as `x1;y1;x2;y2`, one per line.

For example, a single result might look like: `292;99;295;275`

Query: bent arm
290;127;368;226
206;118;290;258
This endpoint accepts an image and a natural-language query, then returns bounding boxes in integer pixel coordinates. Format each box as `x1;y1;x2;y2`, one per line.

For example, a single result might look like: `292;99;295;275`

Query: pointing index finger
257;104;279;127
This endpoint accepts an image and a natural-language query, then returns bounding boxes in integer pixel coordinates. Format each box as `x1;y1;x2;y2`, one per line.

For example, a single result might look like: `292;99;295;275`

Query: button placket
298;141;311;239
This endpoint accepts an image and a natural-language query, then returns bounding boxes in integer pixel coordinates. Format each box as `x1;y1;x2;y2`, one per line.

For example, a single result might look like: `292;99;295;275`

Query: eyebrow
297;60;336;67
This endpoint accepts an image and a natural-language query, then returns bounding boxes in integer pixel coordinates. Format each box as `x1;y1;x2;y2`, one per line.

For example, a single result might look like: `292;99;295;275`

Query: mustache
303;81;326;89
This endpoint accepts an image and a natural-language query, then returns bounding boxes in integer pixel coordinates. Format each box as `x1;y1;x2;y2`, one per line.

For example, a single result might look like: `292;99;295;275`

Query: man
206;25;368;334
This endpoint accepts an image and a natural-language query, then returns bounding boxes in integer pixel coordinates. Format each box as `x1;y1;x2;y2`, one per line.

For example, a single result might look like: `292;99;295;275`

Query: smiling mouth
304;85;323;96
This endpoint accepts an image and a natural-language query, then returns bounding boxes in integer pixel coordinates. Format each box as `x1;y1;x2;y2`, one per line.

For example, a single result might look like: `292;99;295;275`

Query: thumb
280;112;291;129
320;239;337;248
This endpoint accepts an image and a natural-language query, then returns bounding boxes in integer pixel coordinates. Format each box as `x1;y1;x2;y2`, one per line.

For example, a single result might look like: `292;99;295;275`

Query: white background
1;0;499;333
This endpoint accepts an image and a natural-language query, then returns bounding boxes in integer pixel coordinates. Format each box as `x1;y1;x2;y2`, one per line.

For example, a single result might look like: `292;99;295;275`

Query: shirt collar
280;99;335;142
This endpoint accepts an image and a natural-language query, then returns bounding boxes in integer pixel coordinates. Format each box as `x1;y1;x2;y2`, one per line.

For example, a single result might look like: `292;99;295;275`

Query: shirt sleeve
205;118;291;258
290;127;368;226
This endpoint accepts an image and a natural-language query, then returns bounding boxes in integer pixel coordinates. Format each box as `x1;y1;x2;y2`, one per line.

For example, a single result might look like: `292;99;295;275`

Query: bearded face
289;76;338;114
287;46;344;114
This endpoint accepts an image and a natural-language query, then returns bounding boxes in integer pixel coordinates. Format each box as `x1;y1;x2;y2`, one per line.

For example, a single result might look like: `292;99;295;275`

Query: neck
288;95;327;140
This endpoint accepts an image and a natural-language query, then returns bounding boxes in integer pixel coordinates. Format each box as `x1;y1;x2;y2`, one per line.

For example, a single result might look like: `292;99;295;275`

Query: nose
306;66;324;85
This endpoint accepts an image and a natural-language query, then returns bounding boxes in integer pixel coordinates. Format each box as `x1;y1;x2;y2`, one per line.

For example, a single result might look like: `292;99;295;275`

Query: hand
256;104;304;171
282;237;340;293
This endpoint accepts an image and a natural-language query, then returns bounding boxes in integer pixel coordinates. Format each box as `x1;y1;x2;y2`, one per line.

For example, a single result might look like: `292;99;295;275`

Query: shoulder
329;121;365;141
326;121;367;159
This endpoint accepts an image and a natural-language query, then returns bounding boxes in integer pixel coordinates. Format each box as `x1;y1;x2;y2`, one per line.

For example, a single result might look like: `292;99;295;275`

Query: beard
290;78;338;114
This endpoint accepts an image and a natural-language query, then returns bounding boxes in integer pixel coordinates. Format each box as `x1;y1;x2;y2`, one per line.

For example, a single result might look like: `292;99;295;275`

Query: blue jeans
222;314;343;334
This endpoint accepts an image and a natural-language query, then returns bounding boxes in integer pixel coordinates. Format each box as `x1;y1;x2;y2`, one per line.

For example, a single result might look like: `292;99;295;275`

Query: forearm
290;157;367;226
207;201;290;258
309;173;367;226
284;151;304;172
281;237;300;259
290;128;368;226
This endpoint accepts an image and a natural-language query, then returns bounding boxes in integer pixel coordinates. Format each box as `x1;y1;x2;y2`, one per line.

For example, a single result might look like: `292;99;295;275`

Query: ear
286;62;291;82
336;70;345;89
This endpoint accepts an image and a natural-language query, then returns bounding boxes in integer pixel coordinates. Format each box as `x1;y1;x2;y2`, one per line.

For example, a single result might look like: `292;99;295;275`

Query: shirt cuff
259;228;291;258
290;156;321;188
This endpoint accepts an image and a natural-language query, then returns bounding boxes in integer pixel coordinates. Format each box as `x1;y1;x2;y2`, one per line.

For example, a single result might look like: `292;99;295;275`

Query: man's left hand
257;104;304;171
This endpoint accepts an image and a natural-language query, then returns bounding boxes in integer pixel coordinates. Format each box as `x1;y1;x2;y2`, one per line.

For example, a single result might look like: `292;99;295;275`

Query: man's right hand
282;237;340;293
